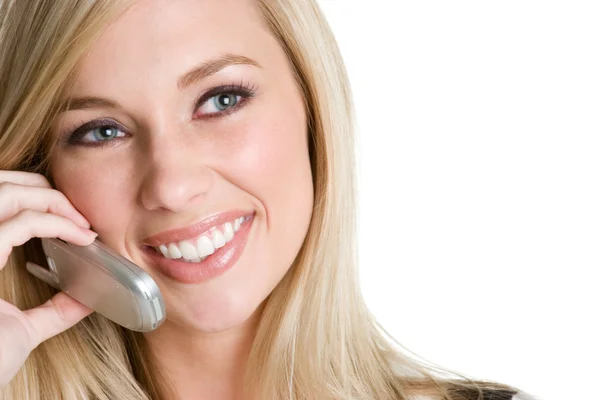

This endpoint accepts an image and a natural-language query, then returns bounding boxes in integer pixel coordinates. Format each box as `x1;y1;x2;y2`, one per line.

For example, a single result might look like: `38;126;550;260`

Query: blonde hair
0;1;520;399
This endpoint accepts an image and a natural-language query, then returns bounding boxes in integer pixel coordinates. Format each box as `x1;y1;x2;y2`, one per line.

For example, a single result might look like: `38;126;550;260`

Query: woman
0;0;534;399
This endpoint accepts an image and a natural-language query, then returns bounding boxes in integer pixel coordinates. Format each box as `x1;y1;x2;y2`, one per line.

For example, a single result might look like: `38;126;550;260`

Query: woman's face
49;0;314;332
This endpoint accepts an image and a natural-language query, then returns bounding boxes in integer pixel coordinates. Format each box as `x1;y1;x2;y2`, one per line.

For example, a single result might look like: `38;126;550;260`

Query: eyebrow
178;53;261;90
62;53;261;112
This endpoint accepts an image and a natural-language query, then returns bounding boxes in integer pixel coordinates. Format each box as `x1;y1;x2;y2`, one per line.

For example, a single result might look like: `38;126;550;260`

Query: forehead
71;0;270;94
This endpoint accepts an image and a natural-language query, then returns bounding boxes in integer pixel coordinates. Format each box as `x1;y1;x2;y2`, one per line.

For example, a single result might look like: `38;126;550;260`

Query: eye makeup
57;81;258;148
193;80;257;119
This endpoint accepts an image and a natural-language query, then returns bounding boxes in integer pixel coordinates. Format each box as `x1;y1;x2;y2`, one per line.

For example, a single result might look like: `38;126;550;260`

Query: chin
163;290;267;333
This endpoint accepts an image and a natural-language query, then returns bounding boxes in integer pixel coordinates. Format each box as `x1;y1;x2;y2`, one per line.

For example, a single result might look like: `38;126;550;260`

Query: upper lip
142;210;252;247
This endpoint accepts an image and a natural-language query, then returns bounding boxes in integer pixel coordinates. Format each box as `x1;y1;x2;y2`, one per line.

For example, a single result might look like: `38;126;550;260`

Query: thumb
23;292;93;347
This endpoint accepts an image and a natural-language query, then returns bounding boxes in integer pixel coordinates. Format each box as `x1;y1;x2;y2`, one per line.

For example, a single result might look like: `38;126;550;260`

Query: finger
22;292;93;347
0;170;52;189
0;182;90;228
0;210;97;267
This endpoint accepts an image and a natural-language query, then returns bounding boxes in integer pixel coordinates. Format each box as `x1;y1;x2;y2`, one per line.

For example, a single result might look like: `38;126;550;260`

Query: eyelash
62;81;257;148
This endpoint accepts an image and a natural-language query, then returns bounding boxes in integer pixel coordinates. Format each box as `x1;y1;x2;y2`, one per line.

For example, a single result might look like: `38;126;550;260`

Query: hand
0;170;97;388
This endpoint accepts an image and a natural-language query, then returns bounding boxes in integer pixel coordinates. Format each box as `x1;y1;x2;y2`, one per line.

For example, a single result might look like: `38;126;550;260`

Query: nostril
139;165;214;212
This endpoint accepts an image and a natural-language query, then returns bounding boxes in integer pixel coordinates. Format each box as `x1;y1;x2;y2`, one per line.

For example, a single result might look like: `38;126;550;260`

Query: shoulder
479;388;519;400
411;389;539;400
474;389;540;400
512;392;539;400
478;389;539;400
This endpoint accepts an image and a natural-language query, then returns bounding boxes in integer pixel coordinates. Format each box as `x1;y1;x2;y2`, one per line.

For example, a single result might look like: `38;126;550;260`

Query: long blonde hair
0;1;520;399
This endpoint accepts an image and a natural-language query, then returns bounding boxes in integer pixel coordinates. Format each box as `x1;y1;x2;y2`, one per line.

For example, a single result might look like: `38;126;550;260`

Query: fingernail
81;227;97;238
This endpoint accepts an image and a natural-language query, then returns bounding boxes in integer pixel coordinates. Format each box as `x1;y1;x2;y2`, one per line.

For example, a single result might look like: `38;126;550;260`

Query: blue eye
194;83;257;118
87;126;123;141
65;119;128;147
214;94;240;110
62;83;257;147
198;94;242;115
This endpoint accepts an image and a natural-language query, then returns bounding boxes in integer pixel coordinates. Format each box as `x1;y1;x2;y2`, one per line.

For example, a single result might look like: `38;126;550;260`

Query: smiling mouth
141;212;255;284
149;216;249;263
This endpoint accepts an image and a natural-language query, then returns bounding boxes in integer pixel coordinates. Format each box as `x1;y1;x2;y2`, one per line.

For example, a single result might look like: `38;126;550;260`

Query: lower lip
141;214;254;284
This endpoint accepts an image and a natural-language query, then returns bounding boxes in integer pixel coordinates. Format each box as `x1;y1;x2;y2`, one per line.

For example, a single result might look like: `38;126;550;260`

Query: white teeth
158;244;171;259
223;222;234;242
196;235;215;258
167;243;182;259
212;229;226;249
155;216;249;261
178;240;198;261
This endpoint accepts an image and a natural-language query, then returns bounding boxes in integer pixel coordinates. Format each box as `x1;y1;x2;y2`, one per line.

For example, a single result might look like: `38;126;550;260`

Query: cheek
50;155;135;234
225;98;314;260
225;94;313;207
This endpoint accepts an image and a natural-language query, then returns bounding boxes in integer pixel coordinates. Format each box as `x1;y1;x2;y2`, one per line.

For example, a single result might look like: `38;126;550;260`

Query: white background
318;2;600;400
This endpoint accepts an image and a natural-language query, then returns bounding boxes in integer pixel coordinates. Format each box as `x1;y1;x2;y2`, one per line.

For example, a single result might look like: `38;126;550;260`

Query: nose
139;138;214;212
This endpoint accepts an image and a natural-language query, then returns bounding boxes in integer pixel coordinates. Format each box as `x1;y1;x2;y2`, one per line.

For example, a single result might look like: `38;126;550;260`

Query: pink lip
142;210;253;247
141;213;255;283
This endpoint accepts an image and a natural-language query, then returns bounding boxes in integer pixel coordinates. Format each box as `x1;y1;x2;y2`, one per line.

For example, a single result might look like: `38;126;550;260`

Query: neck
144;306;263;400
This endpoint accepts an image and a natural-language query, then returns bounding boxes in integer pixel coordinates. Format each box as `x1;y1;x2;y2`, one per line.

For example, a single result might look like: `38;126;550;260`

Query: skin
48;0;314;398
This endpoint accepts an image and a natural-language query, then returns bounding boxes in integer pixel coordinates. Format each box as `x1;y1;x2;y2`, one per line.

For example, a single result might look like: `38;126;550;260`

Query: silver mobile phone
26;238;166;332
